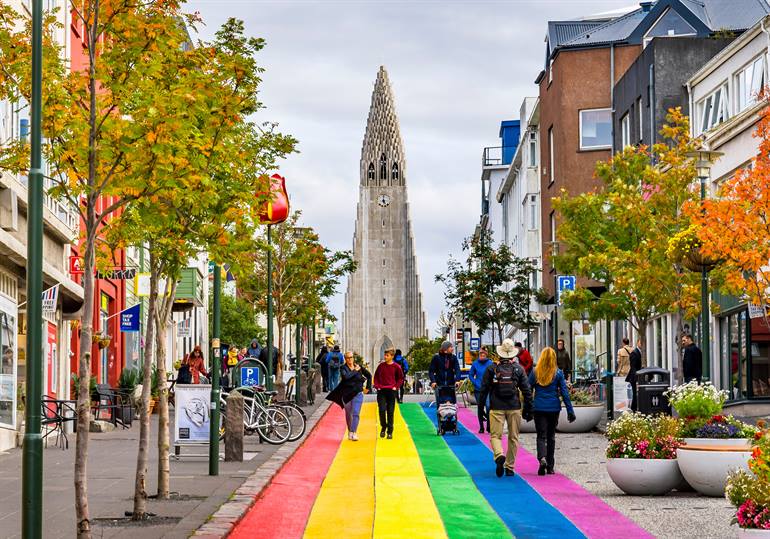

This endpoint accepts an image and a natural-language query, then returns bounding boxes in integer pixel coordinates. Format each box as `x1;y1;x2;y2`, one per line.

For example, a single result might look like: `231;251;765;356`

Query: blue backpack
328;352;342;371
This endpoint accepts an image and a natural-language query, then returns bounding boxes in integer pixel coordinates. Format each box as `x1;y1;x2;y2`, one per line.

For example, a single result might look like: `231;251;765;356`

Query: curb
192;399;333;538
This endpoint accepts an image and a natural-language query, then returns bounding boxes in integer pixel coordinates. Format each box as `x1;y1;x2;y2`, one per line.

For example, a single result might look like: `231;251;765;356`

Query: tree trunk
155;274;178;499
132;260;158;520
74;226;96;539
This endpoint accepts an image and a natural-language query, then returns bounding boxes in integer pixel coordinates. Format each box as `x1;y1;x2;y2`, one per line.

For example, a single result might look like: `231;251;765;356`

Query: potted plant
605;412;684;495
669;381;754;496
726;423;770;537
556;385;604;433
117;364;141;423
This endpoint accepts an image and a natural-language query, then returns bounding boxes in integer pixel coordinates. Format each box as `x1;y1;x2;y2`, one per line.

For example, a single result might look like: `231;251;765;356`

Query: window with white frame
579;108;612;150
697;83;729;134
501;193;509;244
736;56;765;113
637;97;643;142
528;195;538;231
548;126;555;183
528;130;537;167
621;113;631;148
549;211;556;269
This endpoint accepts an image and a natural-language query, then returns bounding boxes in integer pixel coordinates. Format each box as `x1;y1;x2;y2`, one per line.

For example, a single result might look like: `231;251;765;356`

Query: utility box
636;367;671;415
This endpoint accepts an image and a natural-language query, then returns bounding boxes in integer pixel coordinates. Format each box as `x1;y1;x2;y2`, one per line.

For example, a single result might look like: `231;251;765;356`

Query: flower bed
726;422;770;534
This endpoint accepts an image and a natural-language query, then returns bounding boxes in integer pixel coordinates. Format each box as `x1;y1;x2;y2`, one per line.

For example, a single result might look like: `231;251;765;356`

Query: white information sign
613;376;631;413
174;384;211;444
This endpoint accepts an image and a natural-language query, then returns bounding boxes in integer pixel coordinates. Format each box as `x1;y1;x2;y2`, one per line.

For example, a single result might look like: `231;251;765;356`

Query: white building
686;15;770;408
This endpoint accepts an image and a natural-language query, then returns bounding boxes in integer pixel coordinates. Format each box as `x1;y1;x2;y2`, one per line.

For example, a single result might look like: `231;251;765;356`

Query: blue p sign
557;275;576;305
240;367;260;387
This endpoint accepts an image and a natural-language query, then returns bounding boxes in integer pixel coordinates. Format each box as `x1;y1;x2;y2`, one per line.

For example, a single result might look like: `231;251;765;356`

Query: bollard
306;366;317;405
224;391;244;462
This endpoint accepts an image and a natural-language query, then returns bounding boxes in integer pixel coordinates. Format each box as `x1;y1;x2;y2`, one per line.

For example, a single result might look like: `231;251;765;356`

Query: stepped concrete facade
342;66;426;368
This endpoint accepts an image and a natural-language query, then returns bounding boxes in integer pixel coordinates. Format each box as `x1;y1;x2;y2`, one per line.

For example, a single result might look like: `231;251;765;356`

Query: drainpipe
649;64;655;150
610;44;615;154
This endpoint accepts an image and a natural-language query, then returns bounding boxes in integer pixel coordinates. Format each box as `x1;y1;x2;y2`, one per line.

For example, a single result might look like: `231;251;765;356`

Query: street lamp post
22;1;44;536
686;150;723;382
208;264;222;476
295;322;301;404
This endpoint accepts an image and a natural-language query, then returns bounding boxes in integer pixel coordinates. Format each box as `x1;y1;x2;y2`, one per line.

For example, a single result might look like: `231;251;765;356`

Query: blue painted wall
499;120;520;166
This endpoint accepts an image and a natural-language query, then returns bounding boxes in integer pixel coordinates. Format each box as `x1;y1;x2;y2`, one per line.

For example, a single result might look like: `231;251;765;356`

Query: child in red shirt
373;347;404;439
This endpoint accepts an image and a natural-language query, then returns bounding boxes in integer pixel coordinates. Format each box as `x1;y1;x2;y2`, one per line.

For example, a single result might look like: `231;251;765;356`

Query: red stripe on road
230;405;345;539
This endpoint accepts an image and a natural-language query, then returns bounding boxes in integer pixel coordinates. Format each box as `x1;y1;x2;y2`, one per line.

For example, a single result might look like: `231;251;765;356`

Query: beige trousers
489;409;522;471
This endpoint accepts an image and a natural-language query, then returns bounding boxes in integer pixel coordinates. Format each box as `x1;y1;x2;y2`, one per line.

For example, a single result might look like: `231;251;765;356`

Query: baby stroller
436;385;459;435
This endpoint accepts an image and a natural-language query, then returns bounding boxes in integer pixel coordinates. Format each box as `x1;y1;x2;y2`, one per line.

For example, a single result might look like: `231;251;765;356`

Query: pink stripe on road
456;405;654;539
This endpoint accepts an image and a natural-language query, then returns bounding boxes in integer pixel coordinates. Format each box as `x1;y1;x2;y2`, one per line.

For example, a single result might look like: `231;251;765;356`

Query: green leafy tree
213;294;266;347
436;228;535;345
238;211;355;398
406;336;444;373
553;109;701;361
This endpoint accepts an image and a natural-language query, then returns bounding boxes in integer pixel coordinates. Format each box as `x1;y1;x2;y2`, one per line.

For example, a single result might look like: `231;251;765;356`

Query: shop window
99;293;109;385
0;307;17;429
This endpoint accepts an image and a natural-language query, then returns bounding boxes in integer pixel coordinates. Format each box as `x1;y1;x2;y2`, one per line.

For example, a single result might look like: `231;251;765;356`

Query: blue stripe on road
420;403;586;539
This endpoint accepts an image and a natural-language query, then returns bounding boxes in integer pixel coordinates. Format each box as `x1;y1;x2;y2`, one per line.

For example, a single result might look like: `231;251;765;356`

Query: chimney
640;1;653;12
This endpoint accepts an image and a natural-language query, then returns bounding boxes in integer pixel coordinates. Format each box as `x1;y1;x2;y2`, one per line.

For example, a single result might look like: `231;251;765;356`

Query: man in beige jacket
616;337;633;377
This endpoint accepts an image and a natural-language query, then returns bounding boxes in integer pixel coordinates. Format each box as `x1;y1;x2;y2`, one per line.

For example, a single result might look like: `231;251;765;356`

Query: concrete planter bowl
556;404;604;433
683;437;752;450
737;529;770;538
606;458;683;496
676;445;751;497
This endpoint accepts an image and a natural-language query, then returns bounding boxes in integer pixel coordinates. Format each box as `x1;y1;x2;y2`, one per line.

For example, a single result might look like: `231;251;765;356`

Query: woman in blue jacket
468;347;492;433
528;347;576;476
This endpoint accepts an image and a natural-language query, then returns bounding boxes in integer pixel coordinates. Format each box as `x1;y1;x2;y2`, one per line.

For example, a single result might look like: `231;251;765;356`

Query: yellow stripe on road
304;402;376;538
373;404;447;539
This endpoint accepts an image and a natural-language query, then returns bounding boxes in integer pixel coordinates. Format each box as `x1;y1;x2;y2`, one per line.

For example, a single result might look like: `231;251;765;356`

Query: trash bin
636;367;671;415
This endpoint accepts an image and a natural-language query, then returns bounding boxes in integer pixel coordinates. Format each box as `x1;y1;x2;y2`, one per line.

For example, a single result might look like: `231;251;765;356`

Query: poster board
174;384;211;445
613;376;631;413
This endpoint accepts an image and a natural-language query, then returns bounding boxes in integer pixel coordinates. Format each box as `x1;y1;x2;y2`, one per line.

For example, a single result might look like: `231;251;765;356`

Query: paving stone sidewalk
0;396;328;539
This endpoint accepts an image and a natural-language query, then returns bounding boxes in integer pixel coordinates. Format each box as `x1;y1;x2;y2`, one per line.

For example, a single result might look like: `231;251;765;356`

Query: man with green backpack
480;338;533;478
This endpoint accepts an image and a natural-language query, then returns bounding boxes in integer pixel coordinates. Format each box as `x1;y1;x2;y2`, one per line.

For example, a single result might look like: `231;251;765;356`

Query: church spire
361;66;405;187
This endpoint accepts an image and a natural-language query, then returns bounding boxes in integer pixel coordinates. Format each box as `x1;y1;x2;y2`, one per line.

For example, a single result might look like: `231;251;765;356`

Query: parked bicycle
218;387;291;444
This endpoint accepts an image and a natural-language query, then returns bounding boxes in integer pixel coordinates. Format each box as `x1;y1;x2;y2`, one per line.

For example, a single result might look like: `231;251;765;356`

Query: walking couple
479;339;576;477
326;346;405;440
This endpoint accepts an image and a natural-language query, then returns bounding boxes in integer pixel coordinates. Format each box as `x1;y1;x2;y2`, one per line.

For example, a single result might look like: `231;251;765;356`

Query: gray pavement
517;430;736;539
0;396;326;539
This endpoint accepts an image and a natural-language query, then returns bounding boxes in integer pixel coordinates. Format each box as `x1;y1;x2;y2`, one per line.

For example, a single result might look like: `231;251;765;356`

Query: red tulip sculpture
258;173;290;225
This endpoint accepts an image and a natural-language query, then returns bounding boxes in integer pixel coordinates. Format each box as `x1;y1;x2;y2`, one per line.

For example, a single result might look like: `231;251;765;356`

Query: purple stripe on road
456;405;654;539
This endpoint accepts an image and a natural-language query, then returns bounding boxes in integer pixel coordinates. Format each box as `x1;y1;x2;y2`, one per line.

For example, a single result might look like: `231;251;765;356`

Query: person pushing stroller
429;341;462;433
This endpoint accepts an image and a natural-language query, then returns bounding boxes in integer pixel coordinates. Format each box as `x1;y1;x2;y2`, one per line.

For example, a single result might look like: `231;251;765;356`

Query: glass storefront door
719;309;770;400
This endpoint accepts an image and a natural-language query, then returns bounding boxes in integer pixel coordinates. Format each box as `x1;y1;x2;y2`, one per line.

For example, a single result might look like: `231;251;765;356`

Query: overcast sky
187;0;630;337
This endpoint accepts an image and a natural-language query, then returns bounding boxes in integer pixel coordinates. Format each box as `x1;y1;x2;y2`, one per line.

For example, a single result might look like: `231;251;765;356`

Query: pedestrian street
230;401;653;539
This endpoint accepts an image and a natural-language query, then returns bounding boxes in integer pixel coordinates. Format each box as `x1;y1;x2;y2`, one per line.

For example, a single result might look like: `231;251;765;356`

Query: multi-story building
538;0;770;379
687;15;770;409
496;98;545;355
0;1;84;451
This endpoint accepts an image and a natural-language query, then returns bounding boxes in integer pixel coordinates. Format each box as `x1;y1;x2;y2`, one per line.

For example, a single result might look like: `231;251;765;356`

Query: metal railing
482;146;516;167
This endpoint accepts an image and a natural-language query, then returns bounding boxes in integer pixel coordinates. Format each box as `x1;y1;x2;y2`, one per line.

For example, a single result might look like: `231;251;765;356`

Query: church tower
342;66;427;369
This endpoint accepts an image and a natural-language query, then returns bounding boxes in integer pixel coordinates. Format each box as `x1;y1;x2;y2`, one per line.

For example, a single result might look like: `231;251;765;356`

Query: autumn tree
436;228;535;345
553;109;701;361
238;211;355;398
406;336;444;373
692;103;770;312
105;18;295;514
213;294;266;347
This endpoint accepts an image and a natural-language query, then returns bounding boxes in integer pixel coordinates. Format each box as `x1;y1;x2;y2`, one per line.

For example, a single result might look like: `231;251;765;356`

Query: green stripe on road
400;403;513;539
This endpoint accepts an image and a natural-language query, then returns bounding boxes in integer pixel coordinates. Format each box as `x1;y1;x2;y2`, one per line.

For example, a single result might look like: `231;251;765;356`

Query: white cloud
187;0;626;338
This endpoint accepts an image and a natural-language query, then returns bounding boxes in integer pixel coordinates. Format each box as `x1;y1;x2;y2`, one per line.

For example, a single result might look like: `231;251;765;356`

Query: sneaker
486;425;491;433
380;428;386;438
387;433;393;439
495;456;505;478
538;457;547;476
505;469;515;477
347;433;353;441
478;426;484;434
350;433;359;441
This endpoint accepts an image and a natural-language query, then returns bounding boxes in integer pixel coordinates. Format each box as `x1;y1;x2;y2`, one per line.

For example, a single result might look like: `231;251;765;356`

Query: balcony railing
482;146;516;167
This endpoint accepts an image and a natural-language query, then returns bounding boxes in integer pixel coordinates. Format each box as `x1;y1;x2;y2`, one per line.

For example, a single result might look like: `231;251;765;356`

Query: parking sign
240;366;260;387
557;275;576;305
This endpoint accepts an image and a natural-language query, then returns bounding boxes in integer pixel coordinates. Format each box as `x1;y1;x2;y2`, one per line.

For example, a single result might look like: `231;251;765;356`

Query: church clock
377;194;391;207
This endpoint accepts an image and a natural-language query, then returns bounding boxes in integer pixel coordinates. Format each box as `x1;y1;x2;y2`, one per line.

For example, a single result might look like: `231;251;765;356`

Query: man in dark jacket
626;339;643;412
429;341;462;420
681;334;703;383
316;346;329;391
480;338;533;478
247;339;261;358
259;345;281;383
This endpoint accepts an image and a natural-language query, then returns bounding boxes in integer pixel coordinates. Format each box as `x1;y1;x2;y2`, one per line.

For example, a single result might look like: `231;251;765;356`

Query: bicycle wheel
277;402;306;442
255;407;291;444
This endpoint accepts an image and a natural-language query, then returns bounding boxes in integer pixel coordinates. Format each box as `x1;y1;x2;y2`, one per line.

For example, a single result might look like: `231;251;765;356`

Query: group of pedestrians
316;345;346;392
